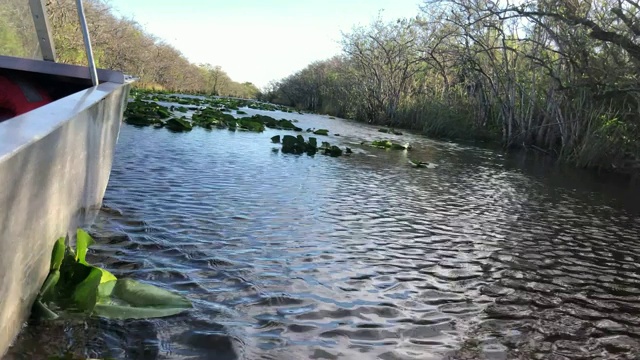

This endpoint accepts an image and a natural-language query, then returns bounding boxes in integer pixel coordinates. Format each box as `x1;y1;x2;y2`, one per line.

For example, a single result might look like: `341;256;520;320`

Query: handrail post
29;0;56;62
75;0;98;86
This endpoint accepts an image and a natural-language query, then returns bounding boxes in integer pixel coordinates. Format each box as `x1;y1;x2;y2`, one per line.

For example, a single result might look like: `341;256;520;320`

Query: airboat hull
0;55;131;355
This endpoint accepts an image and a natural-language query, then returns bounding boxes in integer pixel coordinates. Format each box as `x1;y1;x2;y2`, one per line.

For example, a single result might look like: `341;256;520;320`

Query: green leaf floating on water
93;278;192;319
33;229;192;320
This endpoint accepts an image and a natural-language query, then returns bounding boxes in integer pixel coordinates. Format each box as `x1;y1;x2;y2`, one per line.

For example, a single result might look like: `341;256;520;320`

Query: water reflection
6;108;640;359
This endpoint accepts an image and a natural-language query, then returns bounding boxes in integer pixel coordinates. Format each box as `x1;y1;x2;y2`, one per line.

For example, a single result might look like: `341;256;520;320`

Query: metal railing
27;0;98;86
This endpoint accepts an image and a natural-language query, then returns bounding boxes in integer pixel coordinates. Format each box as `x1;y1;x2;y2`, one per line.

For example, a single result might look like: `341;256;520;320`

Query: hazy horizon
108;0;422;89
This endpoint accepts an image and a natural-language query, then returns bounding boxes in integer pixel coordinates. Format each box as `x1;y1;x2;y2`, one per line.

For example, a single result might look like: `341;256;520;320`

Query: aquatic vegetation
408;159;428;168
371;140;392;148
192;107;236;129
281;135;317;155
124;100;171;126
125;93;305;134
271;135;281;143
237;118;265;132
239;115;303;131
371;139;409;150
277;135;349;157
313;129;329;136
247;102;294;112
165;117;193;132
326;145;342;157
130;91;295;114
32;229;192;321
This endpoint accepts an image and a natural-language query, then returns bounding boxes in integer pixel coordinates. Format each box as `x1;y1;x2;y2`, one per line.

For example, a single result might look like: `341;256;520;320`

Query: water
6;108;640;359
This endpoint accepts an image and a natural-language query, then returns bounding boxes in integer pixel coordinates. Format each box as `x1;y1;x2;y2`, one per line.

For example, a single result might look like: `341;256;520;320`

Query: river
6;106;640;359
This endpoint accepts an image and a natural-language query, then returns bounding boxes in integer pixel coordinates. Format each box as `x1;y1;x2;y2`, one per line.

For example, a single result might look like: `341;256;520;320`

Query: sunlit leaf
92;278;191;320
72;267;102;312
34;228;192;321
112;278;191;308
99;268;117;284
39;270;60;301
98;280;117;298
32;300;58;320
75;229;94;265
93;303;189;320
50;237;65;271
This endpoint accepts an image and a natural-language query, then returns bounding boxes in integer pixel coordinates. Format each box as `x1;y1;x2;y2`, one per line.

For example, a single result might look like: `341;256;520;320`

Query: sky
107;0;423;89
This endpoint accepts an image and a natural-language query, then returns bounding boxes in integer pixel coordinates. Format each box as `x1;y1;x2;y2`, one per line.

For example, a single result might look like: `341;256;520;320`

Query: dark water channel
7;106;640;360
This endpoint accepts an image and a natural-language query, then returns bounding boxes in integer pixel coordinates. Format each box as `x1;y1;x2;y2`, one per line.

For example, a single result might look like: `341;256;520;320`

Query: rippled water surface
7;106;640;360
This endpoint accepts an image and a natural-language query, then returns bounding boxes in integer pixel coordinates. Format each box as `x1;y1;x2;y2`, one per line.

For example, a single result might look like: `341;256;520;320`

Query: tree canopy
265;0;640;175
0;0;259;97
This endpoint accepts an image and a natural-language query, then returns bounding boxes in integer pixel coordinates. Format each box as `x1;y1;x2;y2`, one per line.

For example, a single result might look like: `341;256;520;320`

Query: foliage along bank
1;0;259;97
263;1;640;176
